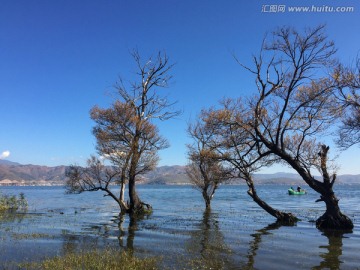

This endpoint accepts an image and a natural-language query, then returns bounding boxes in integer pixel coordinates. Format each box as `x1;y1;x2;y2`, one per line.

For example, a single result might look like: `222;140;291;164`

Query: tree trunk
119;180;128;214
315;146;354;230
127;134;143;214
273;145;353;230
128;174;142;214
245;174;297;224
247;187;297;224
293;169;353;230
202;183;218;209
315;190;353;230
202;190;211;209
99;187;129;214
127;167;152;214
120;180;125;202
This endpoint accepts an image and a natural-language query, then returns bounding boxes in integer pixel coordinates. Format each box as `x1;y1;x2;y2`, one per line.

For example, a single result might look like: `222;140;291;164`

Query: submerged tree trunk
202;191;211;209
283;145;353;230
125;125;153;215
316;191;353;230
128;165;152;215
128;174;143;214
315;145;353;230
202;183;218;209
293;176;353;230
244;173;298;224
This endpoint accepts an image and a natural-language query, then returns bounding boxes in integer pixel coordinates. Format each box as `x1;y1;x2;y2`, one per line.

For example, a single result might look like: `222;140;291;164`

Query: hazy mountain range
0;160;359;186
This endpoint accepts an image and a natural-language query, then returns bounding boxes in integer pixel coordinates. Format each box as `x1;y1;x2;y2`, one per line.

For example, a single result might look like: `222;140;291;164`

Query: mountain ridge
0;160;359;186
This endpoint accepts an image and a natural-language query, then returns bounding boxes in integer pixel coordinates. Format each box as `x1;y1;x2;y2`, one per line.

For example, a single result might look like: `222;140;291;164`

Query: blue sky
1;0;359;174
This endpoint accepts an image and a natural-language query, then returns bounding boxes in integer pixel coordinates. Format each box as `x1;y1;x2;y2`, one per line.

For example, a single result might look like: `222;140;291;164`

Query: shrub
0;192;28;212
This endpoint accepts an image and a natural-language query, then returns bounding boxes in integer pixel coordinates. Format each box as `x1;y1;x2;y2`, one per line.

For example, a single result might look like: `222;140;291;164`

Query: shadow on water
184;209;237;269
56;212;144;259
116;214;127;248
117;213;138;251
41;210;350;270
312;230;345;270
244;221;293;270
242;222;350;270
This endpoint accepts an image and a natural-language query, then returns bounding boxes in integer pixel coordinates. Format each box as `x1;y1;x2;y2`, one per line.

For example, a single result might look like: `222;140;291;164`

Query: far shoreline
2;182;360;187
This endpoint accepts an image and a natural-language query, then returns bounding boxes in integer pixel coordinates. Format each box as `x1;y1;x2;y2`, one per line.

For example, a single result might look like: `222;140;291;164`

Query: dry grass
22;249;159;270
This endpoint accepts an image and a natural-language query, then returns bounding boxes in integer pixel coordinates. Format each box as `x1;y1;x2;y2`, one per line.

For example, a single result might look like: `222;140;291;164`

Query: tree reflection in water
186;209;236;269
126;214;137;251
244;222;346;270
117;212;151;252
312;230;344;270
117;213;127;248
55;211;348;270
244;221;297;270
58;213;142;257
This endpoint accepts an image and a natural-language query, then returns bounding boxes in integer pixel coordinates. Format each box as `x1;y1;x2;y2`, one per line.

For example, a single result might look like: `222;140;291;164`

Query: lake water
1;184;359;269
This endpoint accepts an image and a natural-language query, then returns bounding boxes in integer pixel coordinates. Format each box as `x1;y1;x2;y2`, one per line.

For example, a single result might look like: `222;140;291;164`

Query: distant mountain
336;174;360;184
252;172;303;185
0;161;359;186
140;165;189;184
0;163;67;185
0;160;20;166
245;172;360;185
254;172;302;180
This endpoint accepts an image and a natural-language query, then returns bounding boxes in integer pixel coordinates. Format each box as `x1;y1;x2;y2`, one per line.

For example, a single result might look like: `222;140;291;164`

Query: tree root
276;212;299;225
127;201;153;216
316;212;353;231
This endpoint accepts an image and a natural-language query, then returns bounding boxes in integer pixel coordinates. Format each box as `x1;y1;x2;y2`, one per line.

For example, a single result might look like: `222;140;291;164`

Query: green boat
288;188;306;195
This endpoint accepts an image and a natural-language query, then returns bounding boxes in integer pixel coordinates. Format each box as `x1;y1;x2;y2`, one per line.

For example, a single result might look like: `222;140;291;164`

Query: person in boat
297;186;301;192
290;187;294;191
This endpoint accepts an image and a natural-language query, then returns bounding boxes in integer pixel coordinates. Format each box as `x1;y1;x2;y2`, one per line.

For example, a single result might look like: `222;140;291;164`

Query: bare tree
90;101;165;213
67;50;179;215
197;101;297;223
66;156;125;210
186;119;232;209
332;60;360;149
238;25;353;230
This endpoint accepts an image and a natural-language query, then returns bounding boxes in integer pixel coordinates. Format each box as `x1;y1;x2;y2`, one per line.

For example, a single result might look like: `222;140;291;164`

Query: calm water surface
0;184;359;269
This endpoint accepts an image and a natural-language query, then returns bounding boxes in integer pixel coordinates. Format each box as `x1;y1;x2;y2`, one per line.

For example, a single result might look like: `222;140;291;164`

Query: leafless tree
196;101;297;223
332;59;360;149
65;156;126;210
186;118;233;209
67;50;179;215
238;25;353;230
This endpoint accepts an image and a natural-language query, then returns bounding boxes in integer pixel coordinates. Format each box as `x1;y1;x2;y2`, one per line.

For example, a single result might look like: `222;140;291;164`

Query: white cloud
103;151;126;159
0;150;10;159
